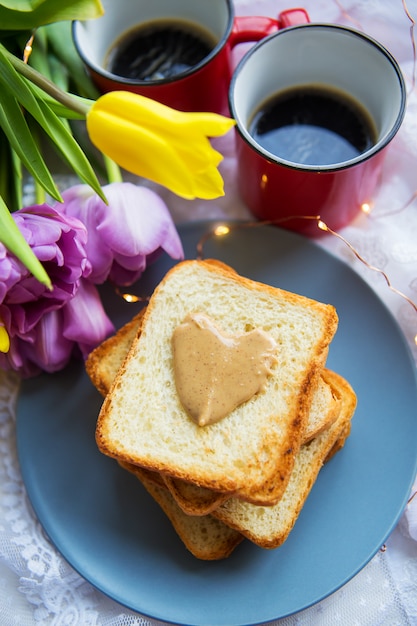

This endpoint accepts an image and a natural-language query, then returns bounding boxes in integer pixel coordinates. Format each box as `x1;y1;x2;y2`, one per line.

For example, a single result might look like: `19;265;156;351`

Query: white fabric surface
1;0;417;624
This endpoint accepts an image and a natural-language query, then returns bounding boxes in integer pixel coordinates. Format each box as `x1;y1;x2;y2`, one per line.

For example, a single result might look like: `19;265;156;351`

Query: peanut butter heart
172;312;278;426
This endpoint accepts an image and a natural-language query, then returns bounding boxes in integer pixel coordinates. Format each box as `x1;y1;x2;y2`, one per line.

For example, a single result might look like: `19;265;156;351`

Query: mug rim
228;22;407;173
72;0;235;87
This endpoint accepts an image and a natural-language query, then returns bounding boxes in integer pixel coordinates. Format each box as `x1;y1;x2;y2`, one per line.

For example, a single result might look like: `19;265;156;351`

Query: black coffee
249;85;377;166
106;19;216;81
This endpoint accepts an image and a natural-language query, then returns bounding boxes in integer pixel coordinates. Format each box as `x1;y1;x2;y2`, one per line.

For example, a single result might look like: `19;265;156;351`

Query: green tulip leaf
0;94;61;201
0;44;105;202
34;97;106;201
0;0;104;30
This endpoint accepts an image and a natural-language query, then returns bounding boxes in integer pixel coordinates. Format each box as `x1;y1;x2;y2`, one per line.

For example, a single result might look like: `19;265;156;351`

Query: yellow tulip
86;92;236;200
0;325;10;353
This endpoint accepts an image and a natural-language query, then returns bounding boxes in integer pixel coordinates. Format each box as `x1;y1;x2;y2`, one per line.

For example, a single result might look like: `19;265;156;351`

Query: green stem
103;155;123;183
3;46;91;117
34;178;46;204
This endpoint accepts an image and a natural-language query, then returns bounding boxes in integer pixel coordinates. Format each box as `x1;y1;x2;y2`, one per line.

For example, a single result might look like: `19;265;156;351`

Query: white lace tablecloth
1;1;417;624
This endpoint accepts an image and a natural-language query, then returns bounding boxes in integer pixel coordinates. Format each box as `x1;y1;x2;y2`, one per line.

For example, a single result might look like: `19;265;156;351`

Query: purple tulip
59;182;183;285
0;184;184;377
0;205;113;377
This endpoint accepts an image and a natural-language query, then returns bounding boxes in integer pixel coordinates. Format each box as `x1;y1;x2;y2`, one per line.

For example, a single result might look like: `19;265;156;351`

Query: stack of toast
86;259;357;560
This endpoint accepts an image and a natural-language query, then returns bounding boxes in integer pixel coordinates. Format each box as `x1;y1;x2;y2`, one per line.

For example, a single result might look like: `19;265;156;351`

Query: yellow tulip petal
191;165;227;199
94;92;235;136
87;92;234;199
175;136;223;171
179;113;236;137
87;109;197;199
91;92;235;147
0;326;10;353
91;92;182;132
149;118;230;167
149;125;222;170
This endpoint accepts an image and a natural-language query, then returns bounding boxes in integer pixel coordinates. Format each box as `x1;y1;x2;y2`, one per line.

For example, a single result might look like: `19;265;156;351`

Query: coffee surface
106;19;216;81
249;85;377;166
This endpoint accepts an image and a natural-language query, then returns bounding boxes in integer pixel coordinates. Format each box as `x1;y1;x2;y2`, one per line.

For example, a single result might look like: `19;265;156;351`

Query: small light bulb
361;202;372;214
114;287;142;303
214;225;230;237
122;293;140;303
261;174;268;189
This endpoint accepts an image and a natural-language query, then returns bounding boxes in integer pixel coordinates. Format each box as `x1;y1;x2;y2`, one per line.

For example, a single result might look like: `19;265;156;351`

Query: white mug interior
73;0;232;81
229;24;406;170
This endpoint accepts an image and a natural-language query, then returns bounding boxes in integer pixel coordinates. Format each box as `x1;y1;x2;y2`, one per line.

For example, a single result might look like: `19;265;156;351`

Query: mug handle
229;8;310;46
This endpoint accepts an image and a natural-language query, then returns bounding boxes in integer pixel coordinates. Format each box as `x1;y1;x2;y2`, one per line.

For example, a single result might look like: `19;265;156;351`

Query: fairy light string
333;0;363;30
409;489;417;505
317;220;417;338
195;215;321;259
402;0;417;92
333;0;416;93
196;216;417;348
367;189;417;219
117;215;416;349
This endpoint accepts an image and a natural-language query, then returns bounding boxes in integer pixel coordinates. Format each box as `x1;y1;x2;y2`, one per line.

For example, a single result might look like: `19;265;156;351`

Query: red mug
72;1;309;114
229;24;406;235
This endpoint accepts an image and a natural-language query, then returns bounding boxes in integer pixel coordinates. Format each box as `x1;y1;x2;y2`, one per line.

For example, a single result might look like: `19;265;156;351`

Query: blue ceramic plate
16;222;417;626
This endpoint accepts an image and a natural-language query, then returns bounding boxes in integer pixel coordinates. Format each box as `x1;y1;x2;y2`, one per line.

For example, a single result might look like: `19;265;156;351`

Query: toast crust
85;310;145;397
212;372;357;548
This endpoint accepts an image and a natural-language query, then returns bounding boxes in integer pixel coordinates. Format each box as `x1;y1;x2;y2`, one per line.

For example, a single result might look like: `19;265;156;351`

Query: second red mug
229;24;406;235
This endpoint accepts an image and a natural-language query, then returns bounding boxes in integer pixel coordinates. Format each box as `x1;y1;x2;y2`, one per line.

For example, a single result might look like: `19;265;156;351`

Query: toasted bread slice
119;462;243;560
212;372;356;548
94;260;338;499
86;306;340;514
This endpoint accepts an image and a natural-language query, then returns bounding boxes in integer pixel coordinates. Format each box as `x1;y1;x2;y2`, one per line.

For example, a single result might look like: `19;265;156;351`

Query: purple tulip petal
62;280;114;355
23;309;75;373
0;309;74;377
60;182;183;284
